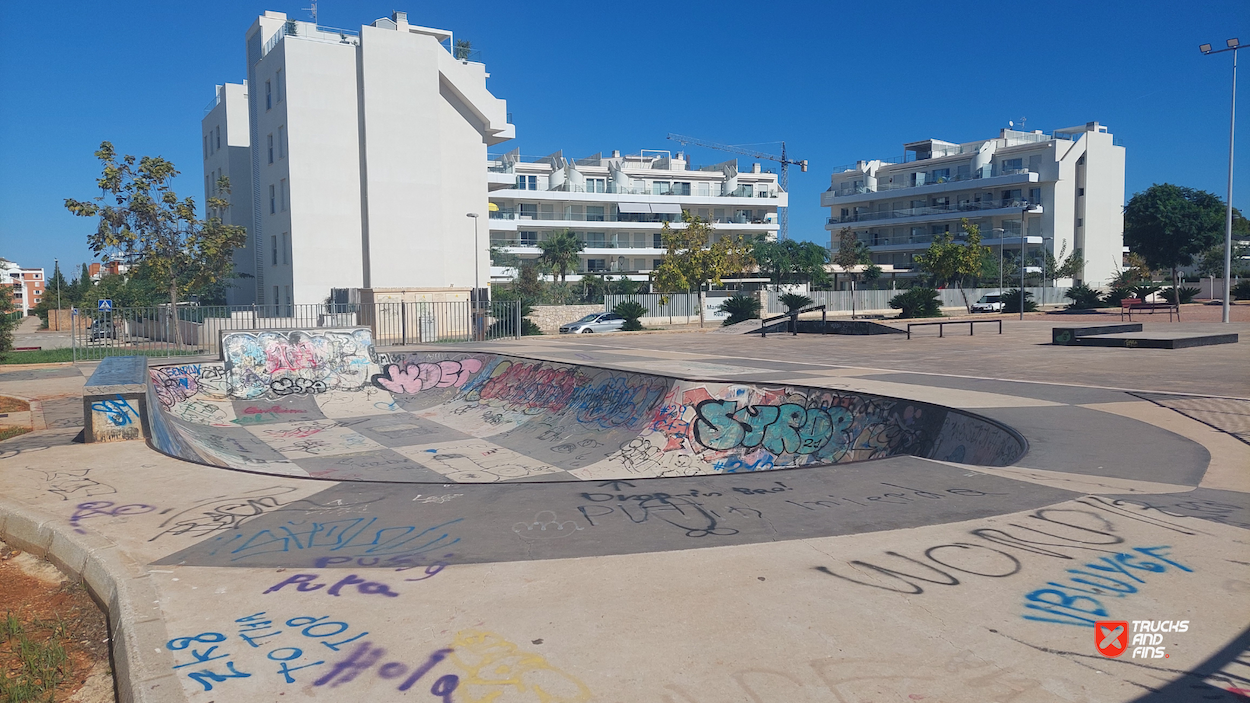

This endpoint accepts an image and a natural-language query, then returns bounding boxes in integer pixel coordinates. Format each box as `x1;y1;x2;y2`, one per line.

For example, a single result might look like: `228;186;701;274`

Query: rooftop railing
203;90;222;116
262;21;361;56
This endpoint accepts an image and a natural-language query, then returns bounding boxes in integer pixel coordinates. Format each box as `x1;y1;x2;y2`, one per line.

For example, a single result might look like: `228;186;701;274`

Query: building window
585;206;605;222
267;134;274;164
519;203;537;219
586;259;606;272
276;69;284;102
203;135;208;158
266;80;272;110
651;181;671;196
587;232;606;247
274;286;279;308
653;233;663;248
1076;218;1083;228
653;259;663;269
269;185;276;214
1077;187;1085;196
215;126;221;151
280;179;287;211
1002;158;1022;173
519;231;537;246
206;175;211;198
284;285;291;309
672;182;691;196
272;236;278;265
515;175;537;190
282;232;289;264
1029;188;1042;204
586;178;605;193
278;126;285;159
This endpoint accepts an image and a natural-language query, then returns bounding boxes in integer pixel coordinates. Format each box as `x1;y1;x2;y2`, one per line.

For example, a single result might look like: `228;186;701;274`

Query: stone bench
83;356;150;443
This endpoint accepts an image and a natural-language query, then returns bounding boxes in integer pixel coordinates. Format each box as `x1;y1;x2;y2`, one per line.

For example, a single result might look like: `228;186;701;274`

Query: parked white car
559;313;625;334
971;294;1005;313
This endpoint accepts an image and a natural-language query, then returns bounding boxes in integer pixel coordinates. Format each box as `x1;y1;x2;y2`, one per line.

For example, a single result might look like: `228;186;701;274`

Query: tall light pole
1200;38;1241;324
1020;206;1027;320
54;258;60;330
466;212;480;339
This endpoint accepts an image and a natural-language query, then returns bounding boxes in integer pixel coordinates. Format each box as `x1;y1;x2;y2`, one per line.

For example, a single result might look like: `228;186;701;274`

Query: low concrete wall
529;305;602;334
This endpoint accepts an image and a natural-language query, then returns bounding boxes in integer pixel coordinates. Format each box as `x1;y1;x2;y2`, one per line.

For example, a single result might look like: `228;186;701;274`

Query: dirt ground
0;541;114;702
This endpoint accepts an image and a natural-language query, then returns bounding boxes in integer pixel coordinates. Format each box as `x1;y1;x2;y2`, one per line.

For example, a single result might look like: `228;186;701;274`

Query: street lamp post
1200;38;1241;324
1020;206;1027;321
466;212;480;340
992;228;1005;298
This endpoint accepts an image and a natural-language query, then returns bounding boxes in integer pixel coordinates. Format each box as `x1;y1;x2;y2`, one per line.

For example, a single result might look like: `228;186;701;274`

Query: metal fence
69;301;522;362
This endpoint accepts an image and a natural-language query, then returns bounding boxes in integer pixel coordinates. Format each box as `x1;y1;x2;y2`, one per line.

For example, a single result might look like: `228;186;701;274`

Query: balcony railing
500;183;781;197
825;168;1038;198
490;209;771;225
828;198;1039;225
203;89;222;116
262;21;361;57
493;239;665;250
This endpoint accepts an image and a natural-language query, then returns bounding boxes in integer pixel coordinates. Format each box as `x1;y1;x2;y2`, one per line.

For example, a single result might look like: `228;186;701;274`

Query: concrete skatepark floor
1;318;1248;702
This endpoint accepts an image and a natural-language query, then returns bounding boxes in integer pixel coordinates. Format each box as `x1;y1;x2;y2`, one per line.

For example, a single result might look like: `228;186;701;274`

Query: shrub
718;295;761;326
779;292;813;313
1003;289;1038;313
1064;283;1104;309
1130;284;1162;300
1159;286;1200;305
487;295;542;337
1233;280;1250;301
612;301;647;331
889;287;941;319
1104;287;1133;306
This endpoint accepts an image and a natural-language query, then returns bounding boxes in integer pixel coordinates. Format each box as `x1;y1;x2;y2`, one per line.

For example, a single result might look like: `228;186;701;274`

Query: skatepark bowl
142;328;1026;483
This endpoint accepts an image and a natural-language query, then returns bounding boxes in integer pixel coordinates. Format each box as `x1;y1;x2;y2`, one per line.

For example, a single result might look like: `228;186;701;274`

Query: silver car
559;313;625;334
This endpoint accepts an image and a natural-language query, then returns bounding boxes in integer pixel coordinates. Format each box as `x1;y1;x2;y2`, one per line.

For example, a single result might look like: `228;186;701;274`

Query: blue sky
1;0;1246;279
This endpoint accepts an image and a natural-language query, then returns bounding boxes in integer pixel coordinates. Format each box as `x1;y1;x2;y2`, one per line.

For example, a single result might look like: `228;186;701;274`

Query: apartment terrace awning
617;203;651;214
650;203;682;214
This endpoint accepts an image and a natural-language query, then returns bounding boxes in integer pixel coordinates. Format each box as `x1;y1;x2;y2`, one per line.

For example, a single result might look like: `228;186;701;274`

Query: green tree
65;142;247;345
512;262;545;300
913;218;990;313
831;227;878;318
652;212;755;326
1042;241;1084;305
536;229;583;284
1123;184;1226;320
0;284;15;357
752;239;829;288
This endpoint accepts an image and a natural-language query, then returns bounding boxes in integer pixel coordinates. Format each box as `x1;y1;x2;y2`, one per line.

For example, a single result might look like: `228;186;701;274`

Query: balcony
824;169;1040;201
827;199;1040;226
489;209;773;226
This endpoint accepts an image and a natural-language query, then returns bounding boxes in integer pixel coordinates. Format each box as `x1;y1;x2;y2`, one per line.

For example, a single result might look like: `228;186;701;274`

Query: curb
0;496;188;703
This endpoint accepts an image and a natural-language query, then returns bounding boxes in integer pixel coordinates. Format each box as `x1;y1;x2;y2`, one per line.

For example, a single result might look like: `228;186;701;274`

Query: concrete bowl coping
0;495;188;703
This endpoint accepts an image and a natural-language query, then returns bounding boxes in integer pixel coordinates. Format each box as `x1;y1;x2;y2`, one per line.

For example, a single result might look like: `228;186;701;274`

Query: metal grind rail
906;318;1002;339
760;305;827;337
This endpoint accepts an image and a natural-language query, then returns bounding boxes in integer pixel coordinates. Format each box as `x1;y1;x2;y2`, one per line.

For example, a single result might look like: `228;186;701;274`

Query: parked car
559;313;625;334
89;319;115;340
971;294;1004;313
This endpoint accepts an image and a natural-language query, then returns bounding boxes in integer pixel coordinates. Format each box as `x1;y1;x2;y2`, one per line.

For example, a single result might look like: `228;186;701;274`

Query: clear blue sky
1;0;1246;279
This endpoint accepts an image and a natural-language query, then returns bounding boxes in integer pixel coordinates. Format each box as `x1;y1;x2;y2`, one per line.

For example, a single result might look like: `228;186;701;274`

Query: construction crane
667;133;807;241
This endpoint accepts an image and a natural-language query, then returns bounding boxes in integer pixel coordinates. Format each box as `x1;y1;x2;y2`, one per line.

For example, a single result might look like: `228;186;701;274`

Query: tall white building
822;122;1125;287
488;149;784;281
202;83;254;305
203;10;513;308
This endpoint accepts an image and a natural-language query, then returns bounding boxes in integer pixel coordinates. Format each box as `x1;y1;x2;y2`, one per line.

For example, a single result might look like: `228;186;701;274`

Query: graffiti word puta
265;573;400;598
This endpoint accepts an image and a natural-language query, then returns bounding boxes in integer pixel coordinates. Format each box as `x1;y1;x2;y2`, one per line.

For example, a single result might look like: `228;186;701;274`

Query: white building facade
202;82;254;305
203;10;513;308
488;150;784;281
822;123;1125;288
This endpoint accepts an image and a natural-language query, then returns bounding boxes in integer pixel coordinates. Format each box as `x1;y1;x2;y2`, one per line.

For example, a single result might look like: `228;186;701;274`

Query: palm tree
537;230;584;284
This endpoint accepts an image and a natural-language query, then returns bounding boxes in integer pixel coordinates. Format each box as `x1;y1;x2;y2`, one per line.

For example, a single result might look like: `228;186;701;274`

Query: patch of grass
0;396;30;413
0;611;71;703
1;347;209;365
0;427;32;442
0;348;75;365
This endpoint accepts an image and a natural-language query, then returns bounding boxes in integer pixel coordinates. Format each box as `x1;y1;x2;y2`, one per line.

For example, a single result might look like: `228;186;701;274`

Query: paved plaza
0;316;1248;702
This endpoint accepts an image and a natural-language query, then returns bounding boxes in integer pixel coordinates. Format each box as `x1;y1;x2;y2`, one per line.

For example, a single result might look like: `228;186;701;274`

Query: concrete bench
83;356;150;443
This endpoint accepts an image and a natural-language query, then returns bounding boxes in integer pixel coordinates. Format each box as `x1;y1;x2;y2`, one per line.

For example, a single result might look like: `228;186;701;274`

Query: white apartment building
203;10;513;308
202;83;254;305
822;122;1125;288
488;149;784;281
0;260;44;315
